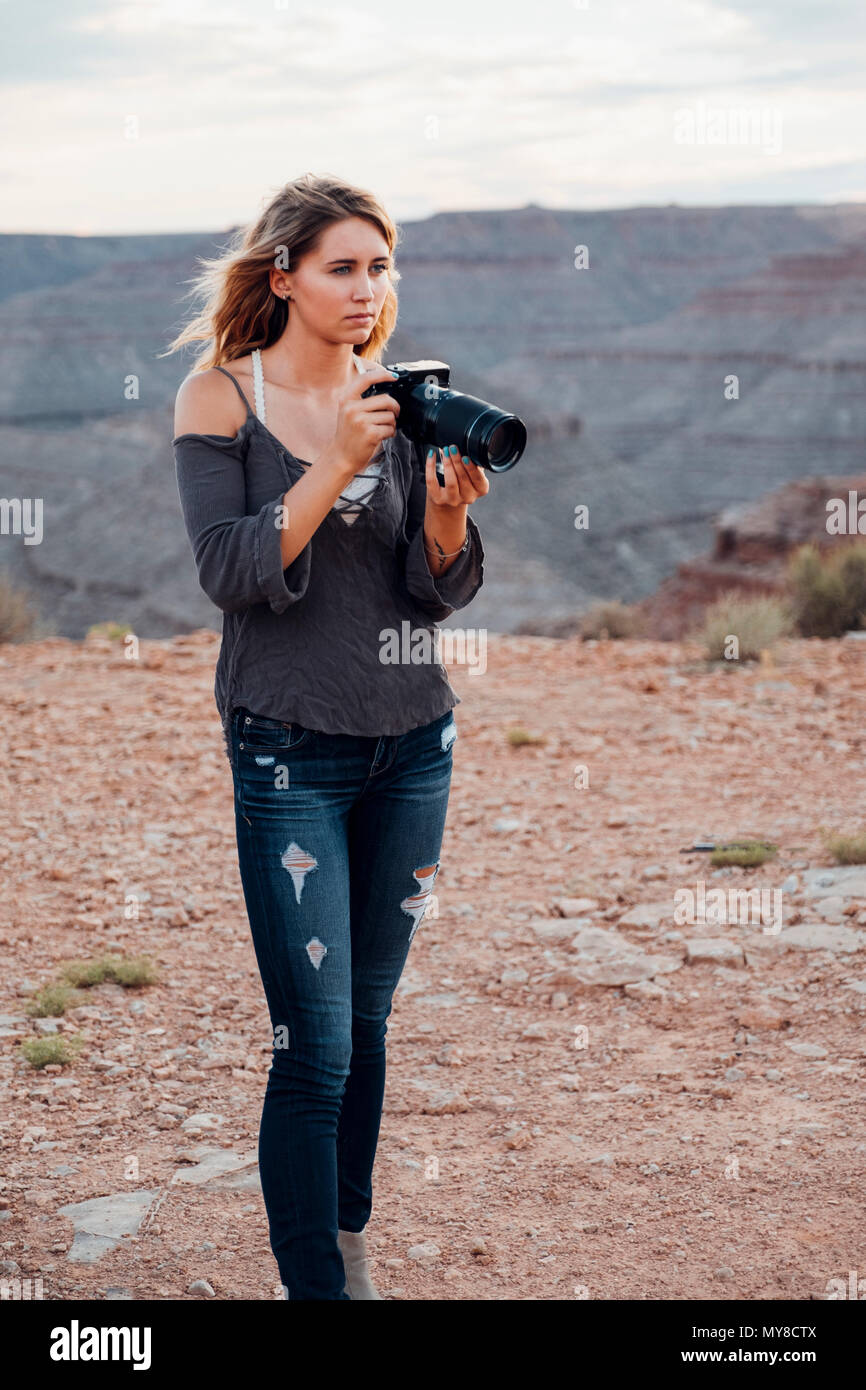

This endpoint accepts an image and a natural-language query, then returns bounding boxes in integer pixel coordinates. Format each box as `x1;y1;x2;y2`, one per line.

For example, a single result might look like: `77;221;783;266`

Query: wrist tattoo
423;532;469;570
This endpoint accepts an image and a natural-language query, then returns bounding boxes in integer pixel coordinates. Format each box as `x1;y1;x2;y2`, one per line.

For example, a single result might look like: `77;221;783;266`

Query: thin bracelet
424;535;469;559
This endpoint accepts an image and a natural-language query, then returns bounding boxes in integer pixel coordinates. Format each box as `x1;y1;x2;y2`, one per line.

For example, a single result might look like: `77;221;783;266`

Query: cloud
0;0;863;231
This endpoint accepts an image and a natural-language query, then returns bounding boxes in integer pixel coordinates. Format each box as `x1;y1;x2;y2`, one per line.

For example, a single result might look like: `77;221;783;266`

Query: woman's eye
331;264;390;274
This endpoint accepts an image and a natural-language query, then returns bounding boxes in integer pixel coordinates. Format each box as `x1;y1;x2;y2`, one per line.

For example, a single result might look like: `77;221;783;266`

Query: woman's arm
421;499;469;579
173;429;314;616
174;370;359;576
400;441;486;620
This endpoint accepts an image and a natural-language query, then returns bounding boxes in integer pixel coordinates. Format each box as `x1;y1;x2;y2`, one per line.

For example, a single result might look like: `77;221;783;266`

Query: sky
0;0;864;234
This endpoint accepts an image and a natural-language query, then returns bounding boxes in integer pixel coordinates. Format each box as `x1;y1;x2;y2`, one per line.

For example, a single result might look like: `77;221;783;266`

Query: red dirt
1;631;864;1300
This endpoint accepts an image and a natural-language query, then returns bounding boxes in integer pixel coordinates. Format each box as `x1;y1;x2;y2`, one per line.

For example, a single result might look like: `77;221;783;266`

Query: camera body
360;358;526;473
362;359;451;403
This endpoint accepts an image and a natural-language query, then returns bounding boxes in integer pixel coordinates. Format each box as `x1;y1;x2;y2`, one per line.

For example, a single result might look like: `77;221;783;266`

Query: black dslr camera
360;360;527;472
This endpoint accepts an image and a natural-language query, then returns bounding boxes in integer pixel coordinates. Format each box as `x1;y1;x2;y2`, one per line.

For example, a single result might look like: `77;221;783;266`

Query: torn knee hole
401;862;440;942
281;841;318;904
305;937;328;970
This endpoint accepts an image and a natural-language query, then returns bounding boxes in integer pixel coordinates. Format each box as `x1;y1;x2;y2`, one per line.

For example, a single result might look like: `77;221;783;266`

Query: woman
165;173;487;1301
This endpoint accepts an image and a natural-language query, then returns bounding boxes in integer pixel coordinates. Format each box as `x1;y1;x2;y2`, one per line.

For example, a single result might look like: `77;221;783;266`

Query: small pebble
188;1278;215;1298
407;1242;440;1263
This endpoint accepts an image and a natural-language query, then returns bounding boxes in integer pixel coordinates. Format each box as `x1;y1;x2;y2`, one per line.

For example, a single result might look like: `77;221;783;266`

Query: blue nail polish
449;444;459;455
427;448;434;459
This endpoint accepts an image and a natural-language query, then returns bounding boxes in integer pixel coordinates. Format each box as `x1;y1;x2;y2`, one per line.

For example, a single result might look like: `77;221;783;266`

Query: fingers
431;447;473;501
450;449;489;496
352;362;399;397
426;445;489;503
425;449;445;497
365;400;400;424
352;364;401;420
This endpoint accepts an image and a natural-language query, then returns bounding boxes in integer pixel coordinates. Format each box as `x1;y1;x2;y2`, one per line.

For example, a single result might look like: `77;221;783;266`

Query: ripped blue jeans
228;705;457;1301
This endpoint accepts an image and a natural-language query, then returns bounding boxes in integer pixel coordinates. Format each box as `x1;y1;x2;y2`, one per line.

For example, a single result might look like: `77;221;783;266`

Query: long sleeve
173;432;310;616
400;440;485;621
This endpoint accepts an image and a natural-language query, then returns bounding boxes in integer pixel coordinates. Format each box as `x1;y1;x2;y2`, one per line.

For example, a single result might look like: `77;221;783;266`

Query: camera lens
482;418;526;472
412;385;527;472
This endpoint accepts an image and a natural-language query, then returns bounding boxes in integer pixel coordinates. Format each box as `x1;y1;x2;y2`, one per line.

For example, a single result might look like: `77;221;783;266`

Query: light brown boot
337;1227;384;1300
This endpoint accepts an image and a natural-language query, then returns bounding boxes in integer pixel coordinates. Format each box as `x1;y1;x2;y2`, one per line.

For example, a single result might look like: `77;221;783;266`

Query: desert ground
1;630;863;1300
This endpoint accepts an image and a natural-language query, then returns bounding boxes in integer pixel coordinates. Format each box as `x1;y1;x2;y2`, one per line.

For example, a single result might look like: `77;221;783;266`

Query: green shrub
18;1034;85;1069
788;540;866;637
60;958;109;988
25;983;81;1017
61;954;158;989
580;599;643;640
837;545;866;625
0;574;39;643
710;841;778;867
506;727;546;747
86;621;134;641
823;831;866;865
109;956;159;987
693;592;793;661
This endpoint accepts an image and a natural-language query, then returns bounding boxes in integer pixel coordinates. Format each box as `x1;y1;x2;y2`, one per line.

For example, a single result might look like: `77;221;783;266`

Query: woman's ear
269;269;292;299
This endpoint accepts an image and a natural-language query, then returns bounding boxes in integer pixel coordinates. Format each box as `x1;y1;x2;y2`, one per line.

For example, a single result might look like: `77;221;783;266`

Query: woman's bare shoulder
173;362;251;438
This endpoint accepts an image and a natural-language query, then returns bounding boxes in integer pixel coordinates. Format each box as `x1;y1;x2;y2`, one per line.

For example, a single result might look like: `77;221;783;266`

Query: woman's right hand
327;362;400;476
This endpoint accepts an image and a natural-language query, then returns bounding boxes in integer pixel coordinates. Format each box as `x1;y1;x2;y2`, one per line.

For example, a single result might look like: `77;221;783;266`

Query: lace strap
251;349;365;423
251;348;266;424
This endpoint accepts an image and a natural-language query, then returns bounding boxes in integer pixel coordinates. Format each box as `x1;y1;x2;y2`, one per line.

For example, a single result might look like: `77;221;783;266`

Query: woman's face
277;216;392;341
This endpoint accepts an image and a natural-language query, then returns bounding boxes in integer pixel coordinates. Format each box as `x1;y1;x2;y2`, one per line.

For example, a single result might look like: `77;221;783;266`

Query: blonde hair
161;172;402;370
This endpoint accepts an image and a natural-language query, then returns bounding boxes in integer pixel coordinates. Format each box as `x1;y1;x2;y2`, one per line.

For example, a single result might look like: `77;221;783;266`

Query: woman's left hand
425;445;490;507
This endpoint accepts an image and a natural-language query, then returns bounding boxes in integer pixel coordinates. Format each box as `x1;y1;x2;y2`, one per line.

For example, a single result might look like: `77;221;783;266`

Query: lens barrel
410;384;526;472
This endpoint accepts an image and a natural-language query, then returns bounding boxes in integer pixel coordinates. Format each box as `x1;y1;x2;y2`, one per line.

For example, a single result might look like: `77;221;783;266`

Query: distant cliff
0;202;864;637
632;472;866;640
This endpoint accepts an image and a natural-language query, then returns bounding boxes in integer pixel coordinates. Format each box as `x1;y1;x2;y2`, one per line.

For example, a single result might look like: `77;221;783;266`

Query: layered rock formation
636;472;866;639
0;203;864;637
